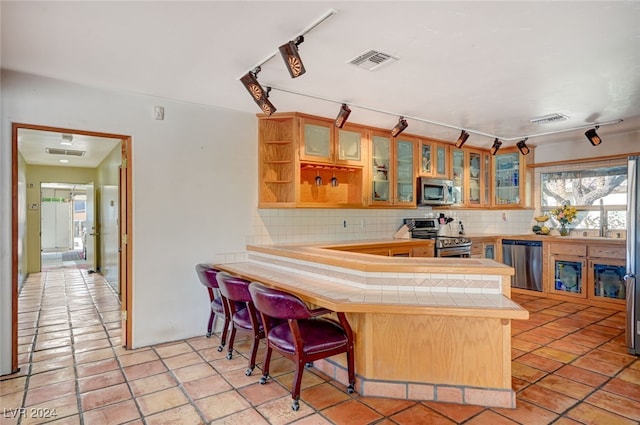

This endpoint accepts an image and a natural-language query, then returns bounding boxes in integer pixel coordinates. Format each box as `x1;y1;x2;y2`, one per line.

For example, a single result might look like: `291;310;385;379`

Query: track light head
391;117;408;137
516;138;530;155
585;126;602;146
279;35;306;78
335;103;351;128
454;130;470;148
490;138;502;155
240;68;276;116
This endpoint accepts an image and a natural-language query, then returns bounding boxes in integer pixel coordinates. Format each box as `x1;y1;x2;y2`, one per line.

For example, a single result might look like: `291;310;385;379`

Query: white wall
1;70;258;374
533;130;639;164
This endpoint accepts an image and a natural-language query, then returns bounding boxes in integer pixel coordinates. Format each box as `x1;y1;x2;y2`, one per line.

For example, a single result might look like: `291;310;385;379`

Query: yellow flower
550;204;578;225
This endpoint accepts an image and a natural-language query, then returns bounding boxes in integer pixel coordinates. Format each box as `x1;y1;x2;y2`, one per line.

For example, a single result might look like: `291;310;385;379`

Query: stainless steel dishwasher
502;239;543;291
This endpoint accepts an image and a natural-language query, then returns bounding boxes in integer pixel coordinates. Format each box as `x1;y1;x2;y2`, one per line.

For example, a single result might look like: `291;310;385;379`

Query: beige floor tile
129;372;178;397
81;399;140;425
135;386;189;416
144;404;205;425
195;390;252;422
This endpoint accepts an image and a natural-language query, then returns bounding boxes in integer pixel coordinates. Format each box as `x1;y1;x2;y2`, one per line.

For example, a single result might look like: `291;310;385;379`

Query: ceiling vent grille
530;113;569;125
46;148;86;157
348;50;397;71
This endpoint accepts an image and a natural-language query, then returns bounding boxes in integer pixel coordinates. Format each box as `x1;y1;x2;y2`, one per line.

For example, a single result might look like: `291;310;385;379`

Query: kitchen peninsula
216;239;529;408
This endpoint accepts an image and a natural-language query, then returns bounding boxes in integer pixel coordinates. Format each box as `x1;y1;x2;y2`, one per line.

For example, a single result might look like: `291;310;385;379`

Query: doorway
11;123;133;374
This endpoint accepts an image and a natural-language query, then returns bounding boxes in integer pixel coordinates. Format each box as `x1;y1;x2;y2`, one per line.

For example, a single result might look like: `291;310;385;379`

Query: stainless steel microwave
417;177;454;206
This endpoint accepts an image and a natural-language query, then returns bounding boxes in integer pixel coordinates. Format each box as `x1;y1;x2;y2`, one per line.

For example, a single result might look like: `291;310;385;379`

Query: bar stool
215;272;265;376
194;264;231;352
248;281;355;411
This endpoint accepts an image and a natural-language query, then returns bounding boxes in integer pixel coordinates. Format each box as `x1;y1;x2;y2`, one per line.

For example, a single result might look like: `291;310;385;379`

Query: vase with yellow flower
550;203;578;236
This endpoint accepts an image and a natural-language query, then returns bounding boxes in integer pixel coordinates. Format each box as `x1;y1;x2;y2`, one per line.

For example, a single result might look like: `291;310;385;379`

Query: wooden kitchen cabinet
587;245;626;305
451;148;489;207
259;113;365;208
492;147;533;208
540;240;625;310
549;255;587;299
368;131;417;206
258;115;297;207
299;116;367;167
419;139;449;178
327;240;434;257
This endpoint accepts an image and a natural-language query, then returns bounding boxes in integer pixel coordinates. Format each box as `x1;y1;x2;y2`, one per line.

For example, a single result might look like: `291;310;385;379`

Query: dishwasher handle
502;239;542;247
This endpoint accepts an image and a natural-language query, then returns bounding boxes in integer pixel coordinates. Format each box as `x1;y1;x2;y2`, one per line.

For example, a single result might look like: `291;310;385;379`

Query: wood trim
11;124;19;373
528;152;637;168
120;137;134;349
11;123;134;369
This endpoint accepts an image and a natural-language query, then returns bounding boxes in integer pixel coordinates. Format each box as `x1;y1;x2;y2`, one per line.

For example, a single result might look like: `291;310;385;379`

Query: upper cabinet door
370;132;392;204
468;151;482;206
335;124;366;166
493;151;521;206
395;138;415;205
451;149;465;205
419;140;433;175
299;117;333;163
434;143;449;178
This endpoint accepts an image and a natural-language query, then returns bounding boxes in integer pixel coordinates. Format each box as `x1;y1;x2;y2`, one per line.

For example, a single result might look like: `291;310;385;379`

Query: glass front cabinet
299;116;366;167
419;139;449;178
587;244;627;305
450;148;489;207
550;255;587;299
369;131;416;206
493;150;523;206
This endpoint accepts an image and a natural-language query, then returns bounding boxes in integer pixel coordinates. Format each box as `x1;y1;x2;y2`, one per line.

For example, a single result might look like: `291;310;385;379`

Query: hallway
1;262;639;424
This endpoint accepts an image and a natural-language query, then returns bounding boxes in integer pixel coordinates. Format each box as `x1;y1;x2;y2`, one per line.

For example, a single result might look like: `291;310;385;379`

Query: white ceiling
4;1;640;164
18;128;121;168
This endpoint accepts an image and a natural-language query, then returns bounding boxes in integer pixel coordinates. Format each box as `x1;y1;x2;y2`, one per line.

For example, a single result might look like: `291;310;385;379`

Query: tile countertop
247;239;514;275
464;233;626;244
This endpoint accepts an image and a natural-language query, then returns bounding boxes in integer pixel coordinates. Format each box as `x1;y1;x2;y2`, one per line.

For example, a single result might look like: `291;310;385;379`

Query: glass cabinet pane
303;123;331;159
469;152;481;205
554;259;583;294
337;129;361;162
593;263;626;300
484;154;490;205
372;135;390;201
421;143;432;174
494;152;520;205
396;139;414;202
436;145;446;176
452;150;464;204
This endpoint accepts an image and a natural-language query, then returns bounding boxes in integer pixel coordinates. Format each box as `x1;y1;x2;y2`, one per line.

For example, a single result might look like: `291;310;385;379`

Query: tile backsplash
249;208;535;245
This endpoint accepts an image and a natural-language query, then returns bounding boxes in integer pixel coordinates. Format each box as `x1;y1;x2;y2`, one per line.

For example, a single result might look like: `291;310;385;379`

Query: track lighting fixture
279;36;306;79
240;67;277;116
391;117;408;137
490;138;502;155
334;104;351;128
516;138;530;155
454;130;470;148
585;126;602;146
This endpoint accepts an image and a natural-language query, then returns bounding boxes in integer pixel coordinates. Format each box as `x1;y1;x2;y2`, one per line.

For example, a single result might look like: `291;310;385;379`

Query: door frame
11;123;133;372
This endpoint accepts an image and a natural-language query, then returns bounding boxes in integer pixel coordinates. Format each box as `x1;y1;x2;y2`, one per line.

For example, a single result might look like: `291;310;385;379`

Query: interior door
85;182;97;272
119;140;132;348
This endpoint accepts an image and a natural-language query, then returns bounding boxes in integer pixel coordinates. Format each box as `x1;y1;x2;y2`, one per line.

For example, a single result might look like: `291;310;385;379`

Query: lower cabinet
545;241;625;310
331;241;434;257
549;255;587;299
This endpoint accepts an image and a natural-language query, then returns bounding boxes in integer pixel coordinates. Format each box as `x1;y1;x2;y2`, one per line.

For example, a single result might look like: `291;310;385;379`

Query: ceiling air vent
348;50;397;71
46;148;86;157
530;113;569;125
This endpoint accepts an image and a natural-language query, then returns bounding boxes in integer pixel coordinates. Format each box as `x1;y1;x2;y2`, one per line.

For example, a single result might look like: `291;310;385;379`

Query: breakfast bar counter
215;240;529;408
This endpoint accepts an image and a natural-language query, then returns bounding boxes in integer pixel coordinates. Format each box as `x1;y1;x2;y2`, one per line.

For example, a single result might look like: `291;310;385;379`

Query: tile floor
2;259;640;425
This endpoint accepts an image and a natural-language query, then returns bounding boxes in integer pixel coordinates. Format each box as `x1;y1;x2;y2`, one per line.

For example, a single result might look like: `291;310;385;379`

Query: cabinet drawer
411;246;434;257
588;245;626;259
470;243;484;255
549;243;586;257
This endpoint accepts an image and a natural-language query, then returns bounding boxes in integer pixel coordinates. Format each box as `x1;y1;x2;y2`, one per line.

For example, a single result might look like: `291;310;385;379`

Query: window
540;164;627;230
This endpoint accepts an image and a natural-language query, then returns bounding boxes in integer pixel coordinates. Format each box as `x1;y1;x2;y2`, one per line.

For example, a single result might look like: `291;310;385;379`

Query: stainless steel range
403;217;472;258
